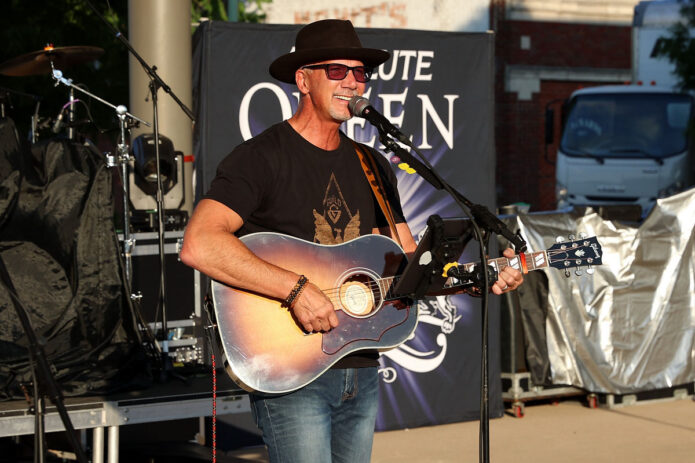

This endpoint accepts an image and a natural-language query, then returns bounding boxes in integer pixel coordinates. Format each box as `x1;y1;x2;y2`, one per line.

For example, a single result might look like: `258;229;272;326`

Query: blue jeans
250;367;379;463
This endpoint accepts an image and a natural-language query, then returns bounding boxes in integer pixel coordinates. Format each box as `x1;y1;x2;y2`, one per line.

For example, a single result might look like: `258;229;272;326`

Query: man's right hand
291;282;339;333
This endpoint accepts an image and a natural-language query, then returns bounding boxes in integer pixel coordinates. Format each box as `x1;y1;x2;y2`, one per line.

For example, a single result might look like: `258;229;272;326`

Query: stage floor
2;377;693;462
0;369;248;438
226;396;695;463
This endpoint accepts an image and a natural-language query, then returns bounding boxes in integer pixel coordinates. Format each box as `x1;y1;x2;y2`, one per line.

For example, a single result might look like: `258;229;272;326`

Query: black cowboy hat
269;19;390;84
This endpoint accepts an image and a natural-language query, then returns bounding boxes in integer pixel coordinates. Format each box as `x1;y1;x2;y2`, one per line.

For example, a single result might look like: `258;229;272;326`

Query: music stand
393;215;473;299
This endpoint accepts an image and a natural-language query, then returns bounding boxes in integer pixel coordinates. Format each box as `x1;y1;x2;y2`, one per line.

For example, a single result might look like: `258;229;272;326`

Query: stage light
128;133;186;230
130;133;179;195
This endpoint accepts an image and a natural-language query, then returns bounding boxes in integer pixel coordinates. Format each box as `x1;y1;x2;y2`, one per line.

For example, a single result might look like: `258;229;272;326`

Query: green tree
0;0;129;140
192;0;230;22
0;0;271;142
191;0;272;25
238;0;272;23
653;0;695;90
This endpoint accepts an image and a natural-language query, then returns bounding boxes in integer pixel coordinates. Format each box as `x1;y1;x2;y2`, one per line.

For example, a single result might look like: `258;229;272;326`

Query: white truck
553;0;694;217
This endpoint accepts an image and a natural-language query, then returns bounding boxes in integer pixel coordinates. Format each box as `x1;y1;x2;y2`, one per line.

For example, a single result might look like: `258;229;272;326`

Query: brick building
490;0;638;211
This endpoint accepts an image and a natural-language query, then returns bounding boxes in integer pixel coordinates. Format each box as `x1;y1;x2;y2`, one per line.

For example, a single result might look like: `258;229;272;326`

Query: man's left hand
491;248;524;295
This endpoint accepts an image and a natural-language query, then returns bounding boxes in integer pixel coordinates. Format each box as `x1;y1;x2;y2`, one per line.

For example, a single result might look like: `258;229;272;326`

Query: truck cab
555;85;693;215
553;0;695;217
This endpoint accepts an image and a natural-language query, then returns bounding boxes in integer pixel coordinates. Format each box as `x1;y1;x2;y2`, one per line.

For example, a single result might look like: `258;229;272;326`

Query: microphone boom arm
51;68;150;127
357;97;526;463
376;128;526;252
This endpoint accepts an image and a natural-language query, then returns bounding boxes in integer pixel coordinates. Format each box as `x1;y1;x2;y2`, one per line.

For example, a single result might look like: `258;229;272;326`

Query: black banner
192;21;502;430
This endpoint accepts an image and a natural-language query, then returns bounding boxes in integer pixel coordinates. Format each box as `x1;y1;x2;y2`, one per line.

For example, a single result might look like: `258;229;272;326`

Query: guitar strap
351;140;403;248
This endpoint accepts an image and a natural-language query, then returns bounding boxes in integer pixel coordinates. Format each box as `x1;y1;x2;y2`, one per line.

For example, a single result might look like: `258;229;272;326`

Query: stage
0;371;249;462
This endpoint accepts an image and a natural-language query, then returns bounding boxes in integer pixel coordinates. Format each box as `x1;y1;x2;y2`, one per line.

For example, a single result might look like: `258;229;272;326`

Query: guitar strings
319;276;400;300
318;249;591;302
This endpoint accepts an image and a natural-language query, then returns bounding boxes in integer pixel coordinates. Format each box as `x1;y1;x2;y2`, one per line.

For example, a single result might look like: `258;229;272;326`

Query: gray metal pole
107;426;119;463
128;0;193;217
92;427;104;463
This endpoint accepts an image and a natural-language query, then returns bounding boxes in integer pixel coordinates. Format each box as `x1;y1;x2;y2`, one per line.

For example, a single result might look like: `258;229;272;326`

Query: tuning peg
575;268;582;276
586;266;595;275
555;236;565;243
565;269;571;278
568;234;576;241
579;232;587;239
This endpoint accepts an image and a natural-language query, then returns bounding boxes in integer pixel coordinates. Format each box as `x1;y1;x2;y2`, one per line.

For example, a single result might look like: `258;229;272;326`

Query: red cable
212;354;217;463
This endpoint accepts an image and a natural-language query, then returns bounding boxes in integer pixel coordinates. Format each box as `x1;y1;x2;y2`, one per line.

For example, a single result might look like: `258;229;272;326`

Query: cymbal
0;45;104;77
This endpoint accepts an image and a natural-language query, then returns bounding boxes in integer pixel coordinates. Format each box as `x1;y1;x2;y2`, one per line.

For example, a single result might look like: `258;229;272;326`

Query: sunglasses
301;63;373;83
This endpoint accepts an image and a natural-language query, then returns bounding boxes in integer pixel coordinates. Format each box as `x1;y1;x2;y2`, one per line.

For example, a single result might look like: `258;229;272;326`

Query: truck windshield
560;93;692;159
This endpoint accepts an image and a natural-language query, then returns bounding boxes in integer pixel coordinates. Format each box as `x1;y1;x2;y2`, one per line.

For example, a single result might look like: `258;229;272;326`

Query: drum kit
2;8;195;457
0;44;151;463
2;27;195;344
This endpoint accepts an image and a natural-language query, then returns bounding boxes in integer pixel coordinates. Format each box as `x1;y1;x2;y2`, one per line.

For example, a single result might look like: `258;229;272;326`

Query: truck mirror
545;108;555;145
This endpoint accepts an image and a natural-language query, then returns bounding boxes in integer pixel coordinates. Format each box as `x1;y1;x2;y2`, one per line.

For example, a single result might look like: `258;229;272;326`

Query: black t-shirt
205;121;406;367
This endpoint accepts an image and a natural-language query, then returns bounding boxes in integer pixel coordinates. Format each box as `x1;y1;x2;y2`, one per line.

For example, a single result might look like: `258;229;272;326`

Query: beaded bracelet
291;281;308;309
283;275;308;309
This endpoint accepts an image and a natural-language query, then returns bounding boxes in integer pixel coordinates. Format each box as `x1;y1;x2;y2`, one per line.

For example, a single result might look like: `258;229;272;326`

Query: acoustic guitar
210;232;602;393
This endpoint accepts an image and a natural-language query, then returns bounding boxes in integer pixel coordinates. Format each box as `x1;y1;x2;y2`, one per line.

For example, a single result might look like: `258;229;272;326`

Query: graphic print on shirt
313;173;361;244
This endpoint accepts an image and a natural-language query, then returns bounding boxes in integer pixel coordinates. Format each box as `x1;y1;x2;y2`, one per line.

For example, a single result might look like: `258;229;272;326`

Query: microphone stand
376;128;526;463
51;67;150;287
85;0;195;381
380;133;526;252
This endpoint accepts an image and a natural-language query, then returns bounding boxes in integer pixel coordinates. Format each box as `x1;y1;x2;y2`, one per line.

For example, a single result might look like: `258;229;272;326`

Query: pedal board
146;319;206;368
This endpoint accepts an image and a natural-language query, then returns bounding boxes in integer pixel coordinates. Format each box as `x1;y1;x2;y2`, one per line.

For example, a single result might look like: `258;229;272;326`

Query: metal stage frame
0;371;249;463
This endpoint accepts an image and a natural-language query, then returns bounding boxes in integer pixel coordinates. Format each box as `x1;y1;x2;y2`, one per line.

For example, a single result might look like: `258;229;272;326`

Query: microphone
52;107;66;134
348;96;409;144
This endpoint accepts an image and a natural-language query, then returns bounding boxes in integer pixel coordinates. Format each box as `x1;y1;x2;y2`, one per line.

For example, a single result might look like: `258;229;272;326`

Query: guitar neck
470;250;548;274
380;250;550;299
442;250;549;290
376;236;600;299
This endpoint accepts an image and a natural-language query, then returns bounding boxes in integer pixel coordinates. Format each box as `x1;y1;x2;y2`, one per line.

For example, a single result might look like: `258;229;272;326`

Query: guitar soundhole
338;272;382;318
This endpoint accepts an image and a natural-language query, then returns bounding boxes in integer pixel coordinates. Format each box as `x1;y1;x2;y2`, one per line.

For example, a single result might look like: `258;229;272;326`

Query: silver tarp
509;188;695;394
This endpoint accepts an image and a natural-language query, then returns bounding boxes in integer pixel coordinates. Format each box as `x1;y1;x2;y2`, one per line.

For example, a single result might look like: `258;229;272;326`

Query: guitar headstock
547;234;603;276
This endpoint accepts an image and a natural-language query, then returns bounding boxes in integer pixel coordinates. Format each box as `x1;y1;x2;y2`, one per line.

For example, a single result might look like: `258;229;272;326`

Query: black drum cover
0;118;150;399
